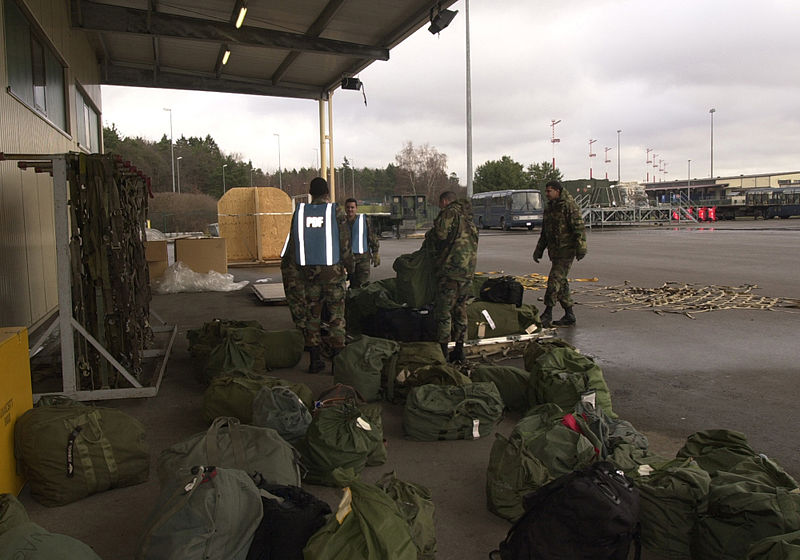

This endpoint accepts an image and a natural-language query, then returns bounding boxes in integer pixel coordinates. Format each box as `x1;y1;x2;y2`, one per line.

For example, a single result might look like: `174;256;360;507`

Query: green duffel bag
485;403;597;521
676;429;760;476
345;279;402;335
157;417;301;487
522;337;578;369
403;382;504;441
0;521;102;559
747;530;800;559
389;342;448;403
634;457;711;560
202;373;313;424
333;335;400;401
466;301;525;339
471;365;531;414
251;385;313;442
260;328;305;369
186;319;262;362
393;245;438;309
137;465;262;560
297;402;386;486
525;345;616;418
376;471;437;560
404;364;472;388
692;471;800;560
203;337;259;382
303;468;417;560
0;493;29;535
14;402;149;507
728;454;799;490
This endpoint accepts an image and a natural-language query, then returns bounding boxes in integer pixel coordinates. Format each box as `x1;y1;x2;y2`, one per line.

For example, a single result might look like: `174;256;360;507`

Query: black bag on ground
491;461;641;560
480;276;524;307
246;478;331;560
366;305;438;342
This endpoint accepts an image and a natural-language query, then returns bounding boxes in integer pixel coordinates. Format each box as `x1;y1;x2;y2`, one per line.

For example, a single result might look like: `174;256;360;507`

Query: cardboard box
145;240;168;262
148;260;169;281
0;327;33;495
175;237;227;274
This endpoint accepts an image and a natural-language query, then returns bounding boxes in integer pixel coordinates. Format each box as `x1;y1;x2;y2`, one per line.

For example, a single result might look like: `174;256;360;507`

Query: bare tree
394;141;449;201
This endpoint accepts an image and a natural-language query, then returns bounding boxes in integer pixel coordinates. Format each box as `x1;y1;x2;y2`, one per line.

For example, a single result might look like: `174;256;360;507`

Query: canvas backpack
492;461;641;560
137;466;262;560
479;276;524;307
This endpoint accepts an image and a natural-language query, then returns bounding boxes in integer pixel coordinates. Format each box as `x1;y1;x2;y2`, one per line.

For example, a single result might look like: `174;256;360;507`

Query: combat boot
540;306;553;328
449;341;465;363
553;306;576;326
307;346;325;374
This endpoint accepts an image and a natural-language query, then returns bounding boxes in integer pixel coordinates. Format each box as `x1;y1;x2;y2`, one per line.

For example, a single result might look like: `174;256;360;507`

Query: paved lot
18;219;800;559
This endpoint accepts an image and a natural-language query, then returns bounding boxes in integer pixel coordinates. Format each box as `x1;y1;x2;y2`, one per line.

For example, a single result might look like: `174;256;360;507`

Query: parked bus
746;186;800;219
471;189;543;230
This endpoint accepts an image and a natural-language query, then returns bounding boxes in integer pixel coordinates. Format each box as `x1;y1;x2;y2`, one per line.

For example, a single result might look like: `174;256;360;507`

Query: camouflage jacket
296;196;354;281
534;189;587;260
425;198;478;281
347;215;380;257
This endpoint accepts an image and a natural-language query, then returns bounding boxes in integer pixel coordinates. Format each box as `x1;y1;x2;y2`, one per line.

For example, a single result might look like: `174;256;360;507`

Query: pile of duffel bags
485;338;800;560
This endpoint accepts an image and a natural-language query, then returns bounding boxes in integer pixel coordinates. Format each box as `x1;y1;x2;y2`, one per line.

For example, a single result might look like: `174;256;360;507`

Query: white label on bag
472;418;480;439
336;487;353;524
481;309;496;330
356;417;372;431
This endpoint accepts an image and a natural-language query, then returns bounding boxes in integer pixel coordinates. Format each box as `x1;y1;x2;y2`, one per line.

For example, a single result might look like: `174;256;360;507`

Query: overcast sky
101;0;800;187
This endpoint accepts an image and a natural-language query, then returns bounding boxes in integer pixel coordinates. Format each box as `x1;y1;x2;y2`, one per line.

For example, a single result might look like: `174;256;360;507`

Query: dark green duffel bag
403;382;504;441
0;521;102;559
14;402;149;507
0;493;29;535
187;319;263;362
157;417;302;487
466;301;526;339
251;385;313;442
202;372;313;424
471;365;531;414
333;335;400;401
137;465;262;560
747;530;800;559
297;402;386;487
634;457;711;560
376;471;437;560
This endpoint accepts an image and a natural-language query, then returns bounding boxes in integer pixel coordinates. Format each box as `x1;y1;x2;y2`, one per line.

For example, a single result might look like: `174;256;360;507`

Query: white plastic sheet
152;261;249;294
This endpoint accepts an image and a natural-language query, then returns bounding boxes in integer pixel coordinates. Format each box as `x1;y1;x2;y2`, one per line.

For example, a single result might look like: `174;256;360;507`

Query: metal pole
176;156;182;193
222;163;227;193
687;159;691;204
709;108;716;179
465;0;473;198
164;108;175;192
273;133;282;190
616;129;622;182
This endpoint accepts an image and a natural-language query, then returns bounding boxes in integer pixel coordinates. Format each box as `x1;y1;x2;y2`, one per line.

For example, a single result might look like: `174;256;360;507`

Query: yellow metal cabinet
0;327;33;495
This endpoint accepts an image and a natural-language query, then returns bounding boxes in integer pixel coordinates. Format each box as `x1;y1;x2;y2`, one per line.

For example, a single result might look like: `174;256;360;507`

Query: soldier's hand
371;253;381;267
576;253;586;261
533;253;540;263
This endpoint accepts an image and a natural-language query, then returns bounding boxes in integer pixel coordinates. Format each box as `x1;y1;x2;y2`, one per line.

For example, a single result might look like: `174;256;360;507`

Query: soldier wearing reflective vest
344;198;380;289
288;177;353;373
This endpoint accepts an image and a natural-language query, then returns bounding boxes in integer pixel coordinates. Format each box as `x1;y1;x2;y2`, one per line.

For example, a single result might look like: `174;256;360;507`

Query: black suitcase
365;305;438;342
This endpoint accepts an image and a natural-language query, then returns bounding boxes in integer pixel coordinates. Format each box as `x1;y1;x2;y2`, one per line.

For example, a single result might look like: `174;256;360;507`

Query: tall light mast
550;119;561;170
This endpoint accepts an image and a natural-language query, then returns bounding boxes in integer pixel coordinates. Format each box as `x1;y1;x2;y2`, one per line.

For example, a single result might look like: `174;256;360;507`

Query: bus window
511;191;542;211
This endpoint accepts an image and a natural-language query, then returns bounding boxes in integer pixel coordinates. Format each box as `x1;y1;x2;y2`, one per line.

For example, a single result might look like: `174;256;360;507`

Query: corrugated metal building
1;0;102;330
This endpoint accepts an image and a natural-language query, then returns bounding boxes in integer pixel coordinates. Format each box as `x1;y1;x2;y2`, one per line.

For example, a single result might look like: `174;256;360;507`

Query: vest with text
350;214;369;254
292;203;340;266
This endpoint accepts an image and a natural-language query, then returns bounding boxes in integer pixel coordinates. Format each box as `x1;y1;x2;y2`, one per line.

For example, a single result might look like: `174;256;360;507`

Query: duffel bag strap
205;417;247;471
63;410;119;491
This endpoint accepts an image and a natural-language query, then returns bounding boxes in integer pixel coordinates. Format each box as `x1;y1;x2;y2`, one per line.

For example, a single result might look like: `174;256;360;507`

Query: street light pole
176;156;182;194
222;163;228;194
465;0;473;198
273;133;282;190
709;108;716;179
616;129;622;182
163;108;175;192
687;159;691;205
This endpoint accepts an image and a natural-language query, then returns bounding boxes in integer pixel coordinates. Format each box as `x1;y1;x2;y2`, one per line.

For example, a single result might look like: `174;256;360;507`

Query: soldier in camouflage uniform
288;177;353;373
425;191;479;362
344;198;380;289
533;180;587;327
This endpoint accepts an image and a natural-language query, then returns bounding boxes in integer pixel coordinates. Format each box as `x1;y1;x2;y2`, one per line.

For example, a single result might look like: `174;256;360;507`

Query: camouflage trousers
304;277;347;349
281;262;307;331
349;254;371;289
434;277;471;344
544;257;574;308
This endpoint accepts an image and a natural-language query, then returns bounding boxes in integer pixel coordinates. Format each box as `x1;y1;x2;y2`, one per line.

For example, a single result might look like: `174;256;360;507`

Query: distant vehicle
471;189;543;230
746;186;800;219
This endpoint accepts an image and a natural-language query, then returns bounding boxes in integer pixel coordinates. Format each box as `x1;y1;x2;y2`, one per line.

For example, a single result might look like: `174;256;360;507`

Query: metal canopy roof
71;0;458;100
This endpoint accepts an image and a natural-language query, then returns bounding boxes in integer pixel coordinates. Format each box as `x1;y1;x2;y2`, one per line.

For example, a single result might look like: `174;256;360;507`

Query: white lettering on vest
306;216;325;228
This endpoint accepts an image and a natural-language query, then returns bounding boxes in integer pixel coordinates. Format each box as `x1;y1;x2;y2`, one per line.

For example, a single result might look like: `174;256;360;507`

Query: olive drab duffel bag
746;530;800;559
157;417;302;487
136;466;262;560
403;382;504;441
13;400;149;507
332;335;400;401
251;385;313;443
202;372;313;424
303;468;418;560
470;365;531;414
376;471;437;560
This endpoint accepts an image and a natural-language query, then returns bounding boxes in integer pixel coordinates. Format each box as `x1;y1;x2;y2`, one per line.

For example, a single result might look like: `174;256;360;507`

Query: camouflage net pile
574;281;800;318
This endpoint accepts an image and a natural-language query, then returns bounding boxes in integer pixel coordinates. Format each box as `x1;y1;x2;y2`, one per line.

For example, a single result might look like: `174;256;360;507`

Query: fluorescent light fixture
222;49;231;65
235;5;247;28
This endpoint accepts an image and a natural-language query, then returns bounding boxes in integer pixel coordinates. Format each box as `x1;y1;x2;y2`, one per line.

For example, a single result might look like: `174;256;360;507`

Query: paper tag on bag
481;309;496;330
472;418;481;439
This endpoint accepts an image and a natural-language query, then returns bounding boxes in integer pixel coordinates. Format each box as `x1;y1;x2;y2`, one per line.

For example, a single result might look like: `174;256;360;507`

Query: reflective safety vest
292;203;340;266
350;214;369;254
